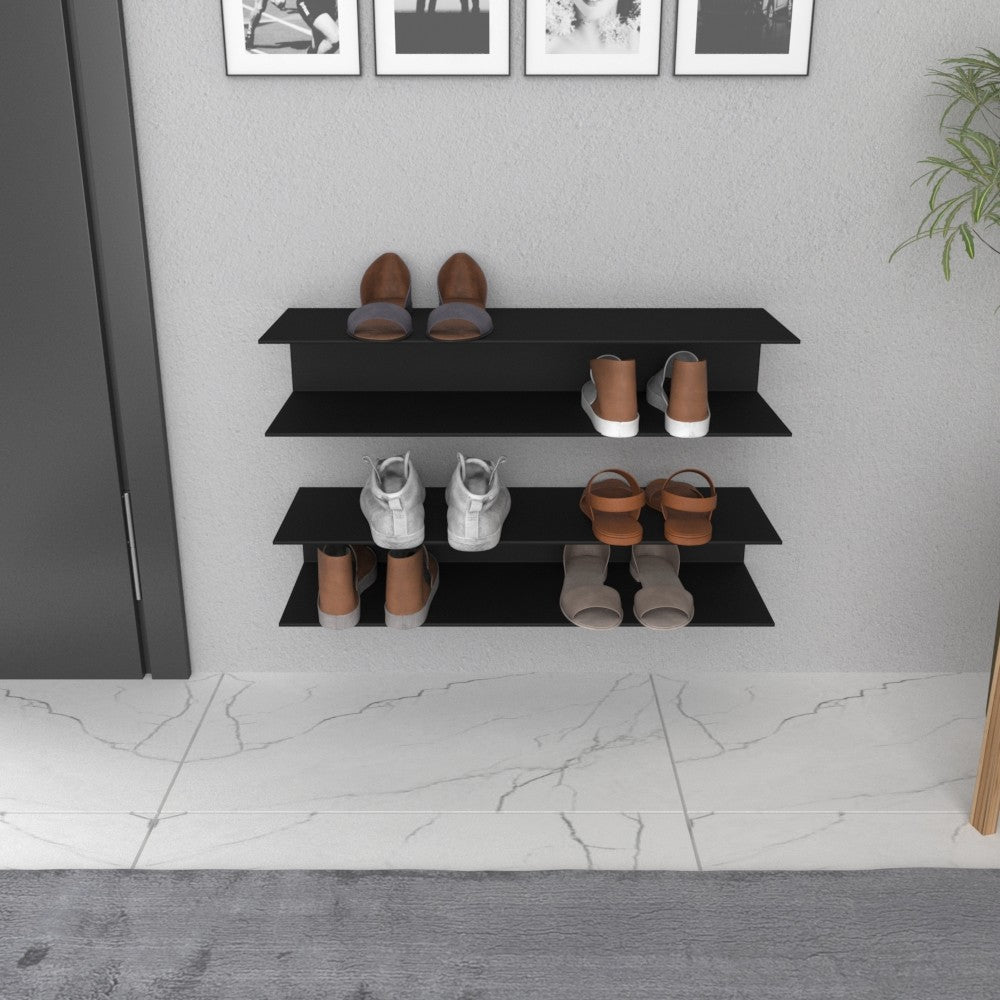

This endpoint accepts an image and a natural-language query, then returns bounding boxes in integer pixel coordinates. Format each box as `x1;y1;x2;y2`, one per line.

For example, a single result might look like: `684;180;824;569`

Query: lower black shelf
280;560;774;628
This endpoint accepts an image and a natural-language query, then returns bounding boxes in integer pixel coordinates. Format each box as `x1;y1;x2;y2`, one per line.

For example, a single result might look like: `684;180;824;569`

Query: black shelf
280;560;774;628
260;305;796;630
274;486;781;549
266;391;791;438
260;308;800;346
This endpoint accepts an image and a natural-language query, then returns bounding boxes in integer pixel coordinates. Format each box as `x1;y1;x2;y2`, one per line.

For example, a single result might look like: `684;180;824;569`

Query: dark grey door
0;0;142;677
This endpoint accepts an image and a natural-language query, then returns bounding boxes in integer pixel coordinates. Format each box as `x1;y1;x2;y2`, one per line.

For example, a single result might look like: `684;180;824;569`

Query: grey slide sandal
629;544;693;630
560;544;623;630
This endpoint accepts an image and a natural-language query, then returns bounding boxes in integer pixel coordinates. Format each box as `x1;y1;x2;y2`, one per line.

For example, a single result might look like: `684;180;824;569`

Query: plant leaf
972;186;991;221
942;229;958;279
939;194;972;235
959;222;975;258
929;171;948;209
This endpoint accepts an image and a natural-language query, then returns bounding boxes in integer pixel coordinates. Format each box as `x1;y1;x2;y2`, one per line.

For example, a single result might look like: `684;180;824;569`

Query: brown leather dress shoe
426;252;493;341
347;252;413;342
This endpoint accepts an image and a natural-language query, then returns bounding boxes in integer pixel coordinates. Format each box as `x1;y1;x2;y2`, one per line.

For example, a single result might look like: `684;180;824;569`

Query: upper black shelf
266;390;791;437
274;486;781;548
259;308;800;346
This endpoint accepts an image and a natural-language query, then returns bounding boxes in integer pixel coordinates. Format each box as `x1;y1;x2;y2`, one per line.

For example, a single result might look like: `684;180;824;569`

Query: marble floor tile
0;813;151;868
0;676;219;812
164;672;680;813
691;812;1000;869
136;811;696;870
655;672;988;813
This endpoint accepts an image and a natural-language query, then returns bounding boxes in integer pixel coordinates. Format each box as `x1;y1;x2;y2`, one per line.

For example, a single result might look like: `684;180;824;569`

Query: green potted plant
891;49;1000;283
895;51;1000;835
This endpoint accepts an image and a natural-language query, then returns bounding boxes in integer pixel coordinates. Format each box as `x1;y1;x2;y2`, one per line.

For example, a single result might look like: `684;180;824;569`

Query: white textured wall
121;0;1000;675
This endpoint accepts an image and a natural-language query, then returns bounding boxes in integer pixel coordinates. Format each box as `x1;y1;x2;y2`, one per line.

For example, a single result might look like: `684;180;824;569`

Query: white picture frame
674;0;814;76
222;0;361;75
525;0;662;76
374;0;510;75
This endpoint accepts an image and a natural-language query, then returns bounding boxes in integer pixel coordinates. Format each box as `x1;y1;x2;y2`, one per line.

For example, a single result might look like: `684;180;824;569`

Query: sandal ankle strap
582;469;645;513
661;468;717;513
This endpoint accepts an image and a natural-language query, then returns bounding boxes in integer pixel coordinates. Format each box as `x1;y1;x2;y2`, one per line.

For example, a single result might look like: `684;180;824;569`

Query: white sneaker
360;451;425;549
446;453;511;552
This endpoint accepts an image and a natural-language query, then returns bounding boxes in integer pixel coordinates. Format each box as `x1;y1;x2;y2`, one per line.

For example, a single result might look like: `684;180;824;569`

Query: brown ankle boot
581;354;639;437
385;546;439;629
317;545;377;629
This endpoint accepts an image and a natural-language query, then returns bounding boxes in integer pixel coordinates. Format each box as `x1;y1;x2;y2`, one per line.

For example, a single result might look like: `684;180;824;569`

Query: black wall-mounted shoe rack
260;307;800;627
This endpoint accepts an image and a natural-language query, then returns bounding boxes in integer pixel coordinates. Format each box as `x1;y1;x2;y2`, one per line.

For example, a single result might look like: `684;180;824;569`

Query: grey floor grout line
649;673;704;872
128;672;226;869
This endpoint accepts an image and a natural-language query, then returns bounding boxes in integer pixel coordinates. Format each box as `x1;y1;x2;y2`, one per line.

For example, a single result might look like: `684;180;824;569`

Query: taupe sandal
426;252;493;341
560;545;623;630
630;544;693;630
347;252;413;342
645;469;717;546
580;469;645;547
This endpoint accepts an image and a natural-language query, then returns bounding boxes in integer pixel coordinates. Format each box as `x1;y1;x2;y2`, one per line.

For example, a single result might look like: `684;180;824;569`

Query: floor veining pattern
1;671;997;870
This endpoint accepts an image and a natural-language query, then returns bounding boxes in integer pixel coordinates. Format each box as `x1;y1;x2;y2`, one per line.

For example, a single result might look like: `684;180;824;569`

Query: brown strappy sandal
426;252;493;342
347;252;413;342
645;469;717;546
579;469;645;547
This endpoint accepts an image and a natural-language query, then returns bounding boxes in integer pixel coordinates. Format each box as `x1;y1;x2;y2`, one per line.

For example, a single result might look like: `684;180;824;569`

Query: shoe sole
384;571;440;629
646;385;710;437
369;527;425;549
317;564;378;630
448;527;502;552
581;386;639;438
665;413;711;438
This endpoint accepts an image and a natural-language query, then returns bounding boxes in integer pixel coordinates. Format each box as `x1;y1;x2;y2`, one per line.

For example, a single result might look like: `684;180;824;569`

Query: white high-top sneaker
360;451;425;549
446;454;511;552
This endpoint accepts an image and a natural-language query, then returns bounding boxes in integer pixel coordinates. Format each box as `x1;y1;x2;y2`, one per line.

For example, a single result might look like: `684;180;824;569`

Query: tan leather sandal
579;469;645;547
560;544;623;630
630;544;693;630
426;252;493;341
645;469;717;546
347;252;413;342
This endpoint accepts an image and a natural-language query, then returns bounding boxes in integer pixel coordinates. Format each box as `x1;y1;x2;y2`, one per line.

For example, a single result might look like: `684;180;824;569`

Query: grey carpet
1;870;998;1000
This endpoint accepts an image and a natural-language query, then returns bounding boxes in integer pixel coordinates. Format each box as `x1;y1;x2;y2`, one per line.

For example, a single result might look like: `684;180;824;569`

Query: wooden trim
970;600;1000;835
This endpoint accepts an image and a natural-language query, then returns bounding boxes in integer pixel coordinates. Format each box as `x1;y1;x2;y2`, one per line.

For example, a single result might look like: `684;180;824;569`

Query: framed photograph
222;0;361;75
525;0;661;75
374;0;510;74
674;0;814;75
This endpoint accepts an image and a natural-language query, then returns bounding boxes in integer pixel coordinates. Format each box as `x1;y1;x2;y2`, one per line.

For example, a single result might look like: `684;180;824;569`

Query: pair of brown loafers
346;252;492;343
580;468;717;547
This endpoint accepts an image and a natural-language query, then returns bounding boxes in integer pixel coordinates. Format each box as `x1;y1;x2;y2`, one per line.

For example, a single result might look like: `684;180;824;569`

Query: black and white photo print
221;0;361;74
375;0;509;73
674;0;814;75
526;0;661;74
